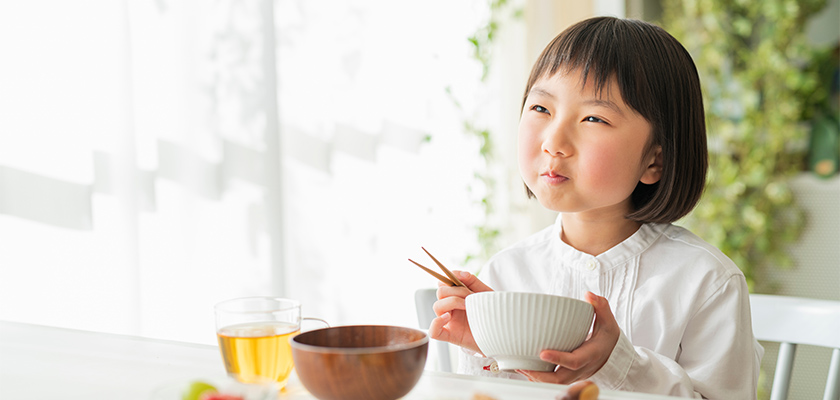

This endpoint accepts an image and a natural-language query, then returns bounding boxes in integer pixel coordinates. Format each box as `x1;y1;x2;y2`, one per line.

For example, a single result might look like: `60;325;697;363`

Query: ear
640;145;663;185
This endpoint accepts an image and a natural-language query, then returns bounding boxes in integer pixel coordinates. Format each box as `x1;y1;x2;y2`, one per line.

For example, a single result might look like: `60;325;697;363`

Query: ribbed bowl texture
466;291;594;372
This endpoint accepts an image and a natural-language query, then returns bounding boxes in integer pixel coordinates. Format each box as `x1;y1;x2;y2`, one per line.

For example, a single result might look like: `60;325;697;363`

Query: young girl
430;17;763;399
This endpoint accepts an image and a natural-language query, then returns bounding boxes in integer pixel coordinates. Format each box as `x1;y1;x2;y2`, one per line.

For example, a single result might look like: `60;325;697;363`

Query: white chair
750;294;840;400
415;288;452;372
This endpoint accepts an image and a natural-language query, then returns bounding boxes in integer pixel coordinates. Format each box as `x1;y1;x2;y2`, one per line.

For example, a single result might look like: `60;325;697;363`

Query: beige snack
557;380;599;400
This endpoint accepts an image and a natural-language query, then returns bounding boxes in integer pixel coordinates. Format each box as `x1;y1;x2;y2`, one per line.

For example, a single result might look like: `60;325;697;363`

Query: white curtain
0;0;497;345
276;0;495;331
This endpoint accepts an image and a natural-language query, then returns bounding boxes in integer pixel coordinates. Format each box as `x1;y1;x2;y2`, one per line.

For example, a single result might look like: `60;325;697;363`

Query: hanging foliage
660;0;828;292
450;0;522;268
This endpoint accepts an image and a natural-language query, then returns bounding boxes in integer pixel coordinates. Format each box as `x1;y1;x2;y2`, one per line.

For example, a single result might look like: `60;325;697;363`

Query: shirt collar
552;213;663;272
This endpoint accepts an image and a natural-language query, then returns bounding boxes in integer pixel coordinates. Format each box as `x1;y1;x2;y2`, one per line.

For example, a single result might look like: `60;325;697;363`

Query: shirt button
489;361;500;373
586;259;598;270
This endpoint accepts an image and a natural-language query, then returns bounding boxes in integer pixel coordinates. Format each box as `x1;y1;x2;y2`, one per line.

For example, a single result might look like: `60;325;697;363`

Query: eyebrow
529;86;626;117
582;99;625;116
528;87;555;99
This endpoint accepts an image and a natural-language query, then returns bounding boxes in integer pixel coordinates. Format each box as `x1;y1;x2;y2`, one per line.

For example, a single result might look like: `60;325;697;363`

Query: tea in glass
217;321;299;387
214;297;302;389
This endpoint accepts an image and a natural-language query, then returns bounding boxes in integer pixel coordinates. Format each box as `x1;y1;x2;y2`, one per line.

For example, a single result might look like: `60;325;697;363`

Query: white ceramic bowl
466;291;594;371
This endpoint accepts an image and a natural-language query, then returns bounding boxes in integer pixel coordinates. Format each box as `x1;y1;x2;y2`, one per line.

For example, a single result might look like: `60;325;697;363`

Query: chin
535;196;565;213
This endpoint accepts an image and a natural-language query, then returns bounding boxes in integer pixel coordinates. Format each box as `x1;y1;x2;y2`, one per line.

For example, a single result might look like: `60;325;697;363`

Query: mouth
540;170;568;184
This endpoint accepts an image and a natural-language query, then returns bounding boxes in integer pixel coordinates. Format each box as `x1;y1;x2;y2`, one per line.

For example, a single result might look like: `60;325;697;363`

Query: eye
583;116;607;124
531;105;549;114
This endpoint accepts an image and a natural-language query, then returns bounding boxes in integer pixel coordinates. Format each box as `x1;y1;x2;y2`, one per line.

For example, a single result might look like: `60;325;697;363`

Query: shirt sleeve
589;274;763;399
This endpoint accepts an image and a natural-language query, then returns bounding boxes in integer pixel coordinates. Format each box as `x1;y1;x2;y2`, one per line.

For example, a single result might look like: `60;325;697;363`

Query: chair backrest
415;288;452;372
750;294;840;400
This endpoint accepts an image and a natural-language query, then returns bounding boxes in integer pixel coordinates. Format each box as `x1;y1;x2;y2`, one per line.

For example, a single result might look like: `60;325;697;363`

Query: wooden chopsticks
408;247;465;287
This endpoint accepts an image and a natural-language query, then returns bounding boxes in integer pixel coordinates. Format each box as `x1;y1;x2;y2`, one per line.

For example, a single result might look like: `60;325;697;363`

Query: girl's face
518;69;662;218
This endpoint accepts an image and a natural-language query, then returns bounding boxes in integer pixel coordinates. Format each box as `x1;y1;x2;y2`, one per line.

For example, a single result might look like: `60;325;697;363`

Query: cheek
578;154;614;186
579;147;643;193
517;125;542;177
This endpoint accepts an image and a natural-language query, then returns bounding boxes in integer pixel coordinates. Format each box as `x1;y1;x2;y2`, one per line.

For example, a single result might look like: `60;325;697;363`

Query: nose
540;121;571;157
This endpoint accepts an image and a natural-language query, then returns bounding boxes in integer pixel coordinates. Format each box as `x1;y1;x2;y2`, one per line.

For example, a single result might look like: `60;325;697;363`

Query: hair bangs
526;22;617;107
523;18;659;125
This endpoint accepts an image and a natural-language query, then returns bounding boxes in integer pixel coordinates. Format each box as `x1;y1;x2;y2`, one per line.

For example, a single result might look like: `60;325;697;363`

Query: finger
585;291;619;338
515;369;536;382
432;296;466;317
585;292;615;325
436;284;472;300
539;342;612;382
517;368;574;384
452;270;493;292
427;312;451;341
539;349;586;372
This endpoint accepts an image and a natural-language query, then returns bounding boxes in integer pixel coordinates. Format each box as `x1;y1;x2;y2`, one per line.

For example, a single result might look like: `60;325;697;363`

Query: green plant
660;0;827;292
447;0;522;268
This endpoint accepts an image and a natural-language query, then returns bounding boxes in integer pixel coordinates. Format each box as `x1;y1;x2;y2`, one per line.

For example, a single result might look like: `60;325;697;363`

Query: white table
0;321;681;400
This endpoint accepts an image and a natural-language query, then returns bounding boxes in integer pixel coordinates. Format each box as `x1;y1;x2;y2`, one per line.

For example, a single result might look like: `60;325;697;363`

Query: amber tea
217;321;299;388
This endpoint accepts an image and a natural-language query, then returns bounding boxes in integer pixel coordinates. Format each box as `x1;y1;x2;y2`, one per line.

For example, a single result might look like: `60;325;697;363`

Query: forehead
531;69;623;103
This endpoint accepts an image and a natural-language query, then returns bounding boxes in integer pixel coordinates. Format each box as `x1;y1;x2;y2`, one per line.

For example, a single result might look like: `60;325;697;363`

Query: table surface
0;320;682;400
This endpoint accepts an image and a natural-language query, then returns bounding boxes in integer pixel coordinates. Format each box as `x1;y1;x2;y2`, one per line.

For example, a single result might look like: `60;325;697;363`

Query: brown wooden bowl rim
290;325;429;354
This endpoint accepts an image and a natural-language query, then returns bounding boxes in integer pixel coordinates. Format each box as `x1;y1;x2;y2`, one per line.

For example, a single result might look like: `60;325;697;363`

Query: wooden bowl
290;325;428;400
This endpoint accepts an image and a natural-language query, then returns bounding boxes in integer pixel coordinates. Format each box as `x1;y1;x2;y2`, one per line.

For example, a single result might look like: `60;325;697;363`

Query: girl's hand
517;292;620;384
427;271;493;354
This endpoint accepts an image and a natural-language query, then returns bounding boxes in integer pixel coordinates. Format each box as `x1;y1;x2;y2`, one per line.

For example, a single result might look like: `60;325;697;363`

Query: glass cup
214;297;326;390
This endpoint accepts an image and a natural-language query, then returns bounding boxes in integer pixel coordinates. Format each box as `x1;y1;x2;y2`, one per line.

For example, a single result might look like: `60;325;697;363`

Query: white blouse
458;215;763;399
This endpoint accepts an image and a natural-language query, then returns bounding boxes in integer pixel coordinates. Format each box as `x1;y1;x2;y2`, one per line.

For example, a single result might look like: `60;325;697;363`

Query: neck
559;213;642;256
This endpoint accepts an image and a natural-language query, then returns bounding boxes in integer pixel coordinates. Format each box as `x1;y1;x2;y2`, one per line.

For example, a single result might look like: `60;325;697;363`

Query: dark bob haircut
522;17;708;224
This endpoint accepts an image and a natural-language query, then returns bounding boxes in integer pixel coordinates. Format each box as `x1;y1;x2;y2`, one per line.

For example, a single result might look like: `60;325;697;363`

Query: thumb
584;291;603;309
584;291;617;328
454;270;493;292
